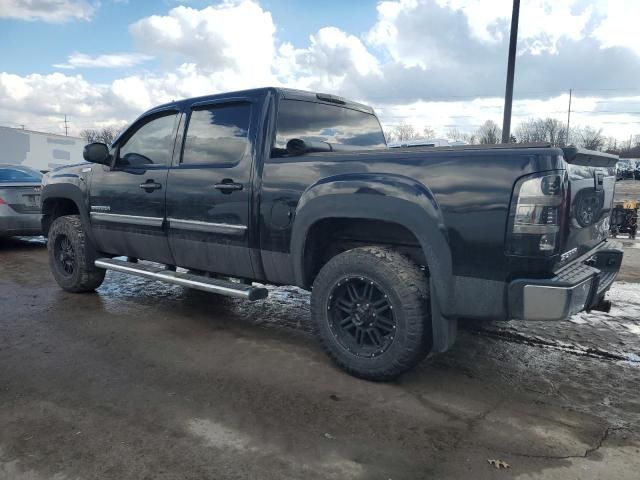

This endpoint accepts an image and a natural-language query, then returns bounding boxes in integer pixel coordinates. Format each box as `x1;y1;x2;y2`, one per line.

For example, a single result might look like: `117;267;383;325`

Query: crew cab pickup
41;87;623;380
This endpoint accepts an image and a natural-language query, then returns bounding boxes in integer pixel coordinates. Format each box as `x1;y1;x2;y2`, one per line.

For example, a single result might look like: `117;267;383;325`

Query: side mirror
83;142;110;165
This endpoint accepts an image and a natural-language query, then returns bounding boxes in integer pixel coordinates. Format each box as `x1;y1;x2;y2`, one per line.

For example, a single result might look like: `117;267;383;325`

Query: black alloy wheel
55;234;75;276
328;276;396;358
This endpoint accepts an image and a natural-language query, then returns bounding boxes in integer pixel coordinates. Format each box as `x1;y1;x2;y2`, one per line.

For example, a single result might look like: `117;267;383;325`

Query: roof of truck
148;87;375;115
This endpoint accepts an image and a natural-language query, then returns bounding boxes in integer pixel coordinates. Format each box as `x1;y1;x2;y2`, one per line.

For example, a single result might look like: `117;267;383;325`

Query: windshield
273;99;386;156
0;167;43;183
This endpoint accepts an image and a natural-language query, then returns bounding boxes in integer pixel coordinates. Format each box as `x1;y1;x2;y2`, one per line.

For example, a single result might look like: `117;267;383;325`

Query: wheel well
303;218;427;288
42;198;80;236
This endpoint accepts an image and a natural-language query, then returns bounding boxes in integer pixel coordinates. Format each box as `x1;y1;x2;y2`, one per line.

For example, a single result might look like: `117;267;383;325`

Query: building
0;126;85;172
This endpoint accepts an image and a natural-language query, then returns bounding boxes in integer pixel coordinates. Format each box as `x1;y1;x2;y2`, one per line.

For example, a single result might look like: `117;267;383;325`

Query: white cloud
1;0;639;141
129;0;276;84
0;0;95;22
592;0;640;57
53;52;154;70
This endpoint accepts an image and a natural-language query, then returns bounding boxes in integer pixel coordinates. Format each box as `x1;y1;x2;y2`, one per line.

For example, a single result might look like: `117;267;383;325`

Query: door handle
214;179;243;194
139;180;162;192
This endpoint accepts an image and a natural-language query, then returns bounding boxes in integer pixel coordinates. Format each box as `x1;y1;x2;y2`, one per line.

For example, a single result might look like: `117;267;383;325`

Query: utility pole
566;89;572;146
501;0;520;143
63;114;69;136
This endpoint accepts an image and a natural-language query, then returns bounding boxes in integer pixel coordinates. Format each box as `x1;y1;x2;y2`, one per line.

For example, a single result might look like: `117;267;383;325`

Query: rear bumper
508;241;623;321
0;209;42;237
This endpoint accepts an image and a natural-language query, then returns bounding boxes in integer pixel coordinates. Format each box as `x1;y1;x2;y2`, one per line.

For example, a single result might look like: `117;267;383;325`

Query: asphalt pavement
1;233;639;479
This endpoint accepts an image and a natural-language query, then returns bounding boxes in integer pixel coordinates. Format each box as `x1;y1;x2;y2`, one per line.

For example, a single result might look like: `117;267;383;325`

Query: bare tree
578;126;605;151
477;120;501;144
387;123;419;143
99;127;119;145
446;127;477;144
422;126;436;139
80;129;100;143
80;126;120;145
446;128;464;142
515;118;567;146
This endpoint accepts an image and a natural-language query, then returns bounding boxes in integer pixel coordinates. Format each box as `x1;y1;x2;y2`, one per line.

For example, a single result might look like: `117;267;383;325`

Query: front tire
48;215;105;293
311;246;432;381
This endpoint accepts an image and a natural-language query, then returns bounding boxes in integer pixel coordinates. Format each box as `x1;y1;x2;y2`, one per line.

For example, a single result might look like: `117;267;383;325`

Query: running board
94;258;268;301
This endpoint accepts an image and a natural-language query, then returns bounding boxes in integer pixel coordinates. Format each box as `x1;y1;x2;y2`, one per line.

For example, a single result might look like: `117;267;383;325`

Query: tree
446;127;477;144
80;129;100;143
578;126;605;151
80;126;120;145
386;123;419;143
477;120;501;144
515;118;567;146
99;127;119;145
422;126;436;139
446;128;464;142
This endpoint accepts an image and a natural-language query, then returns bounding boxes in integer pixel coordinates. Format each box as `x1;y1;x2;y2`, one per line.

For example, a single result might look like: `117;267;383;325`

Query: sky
1;0;639;140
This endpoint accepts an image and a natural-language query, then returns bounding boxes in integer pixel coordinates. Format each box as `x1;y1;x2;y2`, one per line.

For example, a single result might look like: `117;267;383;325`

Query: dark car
40;87;623;380
617;159;634;180
0;164;43;237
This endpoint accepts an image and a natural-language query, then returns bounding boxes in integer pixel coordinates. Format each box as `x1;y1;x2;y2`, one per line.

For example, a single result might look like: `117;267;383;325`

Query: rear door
89;110;180;264
165;100;255;277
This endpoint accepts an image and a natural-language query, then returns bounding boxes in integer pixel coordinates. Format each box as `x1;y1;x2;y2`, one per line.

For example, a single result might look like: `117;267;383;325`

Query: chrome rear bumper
508;241;623;321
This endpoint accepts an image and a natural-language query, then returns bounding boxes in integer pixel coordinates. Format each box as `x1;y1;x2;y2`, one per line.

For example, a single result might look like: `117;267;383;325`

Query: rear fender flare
291;173;453;313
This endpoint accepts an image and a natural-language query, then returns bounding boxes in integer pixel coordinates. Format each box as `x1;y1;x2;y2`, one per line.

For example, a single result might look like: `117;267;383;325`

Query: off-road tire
311;246;432;381
48;215;105;292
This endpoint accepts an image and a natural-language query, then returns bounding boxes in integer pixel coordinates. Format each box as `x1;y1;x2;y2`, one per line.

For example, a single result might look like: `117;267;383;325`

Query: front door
89;110;180;264
165;101;254;277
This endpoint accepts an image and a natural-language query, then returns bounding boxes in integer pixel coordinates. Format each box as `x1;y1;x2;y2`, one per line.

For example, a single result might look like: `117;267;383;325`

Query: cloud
591;0;640;56
52;52;154;70
0;0;95;22
129;1;276;82
1;0;640;140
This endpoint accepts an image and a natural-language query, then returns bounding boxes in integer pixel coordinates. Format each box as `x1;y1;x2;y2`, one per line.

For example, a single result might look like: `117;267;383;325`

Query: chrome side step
94;258;268;301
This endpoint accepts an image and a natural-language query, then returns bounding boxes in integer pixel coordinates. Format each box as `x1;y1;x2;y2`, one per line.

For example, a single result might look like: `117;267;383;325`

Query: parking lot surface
1;234;639;479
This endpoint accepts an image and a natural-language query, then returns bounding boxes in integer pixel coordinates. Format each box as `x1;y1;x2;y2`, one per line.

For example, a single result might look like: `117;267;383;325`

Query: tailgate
0;183;42;213
560;147;618;263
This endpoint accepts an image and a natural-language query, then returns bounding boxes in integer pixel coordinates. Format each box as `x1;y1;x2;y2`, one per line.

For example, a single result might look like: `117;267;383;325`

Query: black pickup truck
41;87;623;380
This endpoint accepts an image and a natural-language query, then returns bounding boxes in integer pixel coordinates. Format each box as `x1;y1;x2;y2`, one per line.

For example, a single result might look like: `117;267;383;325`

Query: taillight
506;171;566;256
0;197;6;205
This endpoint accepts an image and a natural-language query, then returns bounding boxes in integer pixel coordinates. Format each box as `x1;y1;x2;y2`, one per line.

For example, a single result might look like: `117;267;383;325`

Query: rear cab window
182;103;251;165
272;99;386;157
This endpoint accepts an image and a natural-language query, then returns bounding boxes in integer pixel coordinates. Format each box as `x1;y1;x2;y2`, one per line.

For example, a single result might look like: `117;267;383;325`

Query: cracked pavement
1;235;640;479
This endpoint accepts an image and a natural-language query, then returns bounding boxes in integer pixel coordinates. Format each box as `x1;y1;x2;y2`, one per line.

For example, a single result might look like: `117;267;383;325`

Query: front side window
118;113;178;167
0;167;42;183
182;103;251;165
273;99;386;156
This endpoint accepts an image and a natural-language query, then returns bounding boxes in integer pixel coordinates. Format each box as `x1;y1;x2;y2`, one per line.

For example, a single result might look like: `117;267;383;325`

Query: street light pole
501;0;520;143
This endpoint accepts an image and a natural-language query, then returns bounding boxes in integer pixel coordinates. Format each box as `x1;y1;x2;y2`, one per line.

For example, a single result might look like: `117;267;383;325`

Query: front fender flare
41;183;94;244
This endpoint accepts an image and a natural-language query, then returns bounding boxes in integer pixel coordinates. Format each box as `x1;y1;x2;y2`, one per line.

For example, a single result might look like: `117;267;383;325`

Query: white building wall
0;126;85;172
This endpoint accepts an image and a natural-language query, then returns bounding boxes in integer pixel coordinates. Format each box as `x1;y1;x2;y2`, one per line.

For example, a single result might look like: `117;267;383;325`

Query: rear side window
0;168;42;183
273;99;386;156
118;113;178;167
182;103;251;165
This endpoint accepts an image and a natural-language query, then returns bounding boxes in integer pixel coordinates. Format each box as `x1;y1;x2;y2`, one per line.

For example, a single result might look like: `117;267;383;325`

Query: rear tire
48;215;105;292
311;246;432;381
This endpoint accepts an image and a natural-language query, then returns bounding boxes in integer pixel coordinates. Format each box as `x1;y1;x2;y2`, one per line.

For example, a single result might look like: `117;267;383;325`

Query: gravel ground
1;234;639;480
